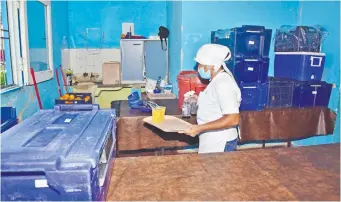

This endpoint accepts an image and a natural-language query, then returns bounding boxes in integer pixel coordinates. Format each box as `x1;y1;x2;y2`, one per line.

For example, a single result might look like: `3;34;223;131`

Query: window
0;0;53;92
0;0;23;91
0;1;13;88
21;0;54;84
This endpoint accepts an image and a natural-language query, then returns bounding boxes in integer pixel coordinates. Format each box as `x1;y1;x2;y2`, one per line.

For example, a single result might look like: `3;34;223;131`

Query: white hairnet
194;44;232;73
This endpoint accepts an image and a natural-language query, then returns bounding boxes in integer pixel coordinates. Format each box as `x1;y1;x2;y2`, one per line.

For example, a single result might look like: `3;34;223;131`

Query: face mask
198;67;211;80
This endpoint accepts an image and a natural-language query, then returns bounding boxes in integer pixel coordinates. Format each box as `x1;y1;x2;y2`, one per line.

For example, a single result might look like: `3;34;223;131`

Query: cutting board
143;116;192;132
146;93;176;100
102;61;121;85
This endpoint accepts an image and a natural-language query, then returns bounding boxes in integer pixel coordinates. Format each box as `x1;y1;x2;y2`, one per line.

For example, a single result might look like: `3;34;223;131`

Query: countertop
107;143;340;201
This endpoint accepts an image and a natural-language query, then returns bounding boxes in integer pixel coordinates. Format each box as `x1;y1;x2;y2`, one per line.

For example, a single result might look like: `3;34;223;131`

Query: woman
180;44;241;153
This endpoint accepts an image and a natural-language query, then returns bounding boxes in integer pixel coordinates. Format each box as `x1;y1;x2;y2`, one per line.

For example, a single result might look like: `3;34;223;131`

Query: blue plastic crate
233;57;269;84
274;52;325;81
1;104;116;201
0;107;18;133
293;81;332;108
274;26;326;53
212;25;272;59
266;77;296;108
239;82;268;111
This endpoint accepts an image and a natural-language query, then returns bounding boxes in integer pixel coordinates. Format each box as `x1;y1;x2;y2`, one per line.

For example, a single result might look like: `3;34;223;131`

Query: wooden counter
114;100;336;153
107;143;340;201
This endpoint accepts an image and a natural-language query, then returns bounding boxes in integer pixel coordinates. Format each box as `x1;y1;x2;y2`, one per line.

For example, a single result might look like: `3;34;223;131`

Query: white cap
194;44;232;72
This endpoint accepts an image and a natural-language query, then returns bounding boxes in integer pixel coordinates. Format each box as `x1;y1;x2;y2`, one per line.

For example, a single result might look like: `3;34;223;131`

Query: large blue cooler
274;52;326;81
1;107;18;133
1;104;116;201
293;81;332;108
239;82;268;111
233;57;269;84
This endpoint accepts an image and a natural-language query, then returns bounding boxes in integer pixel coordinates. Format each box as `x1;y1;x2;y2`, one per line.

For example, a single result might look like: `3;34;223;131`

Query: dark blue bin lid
1;106;116;172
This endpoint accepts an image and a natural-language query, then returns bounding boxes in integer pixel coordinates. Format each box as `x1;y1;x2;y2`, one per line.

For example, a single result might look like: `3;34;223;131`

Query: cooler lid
275;52;326;56
1;105;116;172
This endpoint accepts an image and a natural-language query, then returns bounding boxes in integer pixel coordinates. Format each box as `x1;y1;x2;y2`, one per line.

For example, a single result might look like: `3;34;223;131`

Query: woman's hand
178;125;202;137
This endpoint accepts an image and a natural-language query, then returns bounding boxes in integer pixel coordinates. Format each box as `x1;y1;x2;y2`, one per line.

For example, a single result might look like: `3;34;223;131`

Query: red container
179;70;197;76
177;71;207;108
195;84;207;95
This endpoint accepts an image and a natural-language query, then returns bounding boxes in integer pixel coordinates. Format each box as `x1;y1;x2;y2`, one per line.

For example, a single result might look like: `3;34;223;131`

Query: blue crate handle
54;104;100;112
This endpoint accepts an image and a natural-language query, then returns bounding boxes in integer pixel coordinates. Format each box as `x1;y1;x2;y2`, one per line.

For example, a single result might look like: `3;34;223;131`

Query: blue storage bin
274;26;327;53
1;107;18;133
266;77;295;108
274;52;326;81
212;25;272;59
239;82;268;111
1;104;116;201
293;81;332;108
231;25;272;58
233;57;269;84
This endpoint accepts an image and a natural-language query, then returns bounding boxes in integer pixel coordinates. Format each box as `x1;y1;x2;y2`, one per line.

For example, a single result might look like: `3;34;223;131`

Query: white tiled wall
61;48;120;81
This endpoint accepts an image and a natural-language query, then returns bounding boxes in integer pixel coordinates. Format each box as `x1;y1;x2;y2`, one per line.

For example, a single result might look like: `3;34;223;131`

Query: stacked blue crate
1;104;116;201
212;25;272;111
273;25;332;108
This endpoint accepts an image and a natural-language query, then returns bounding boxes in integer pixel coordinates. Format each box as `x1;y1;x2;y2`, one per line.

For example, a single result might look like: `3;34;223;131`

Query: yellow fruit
75;97;82;100
84;96;90;102
69;95;75;100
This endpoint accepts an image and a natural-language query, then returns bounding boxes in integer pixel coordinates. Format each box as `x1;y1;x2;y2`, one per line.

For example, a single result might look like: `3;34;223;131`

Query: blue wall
181;1;300;73
166;1;182;93
27;1;47;49
67;1;167;48
293;1;340;146
1;1;69;121
167;0;340;145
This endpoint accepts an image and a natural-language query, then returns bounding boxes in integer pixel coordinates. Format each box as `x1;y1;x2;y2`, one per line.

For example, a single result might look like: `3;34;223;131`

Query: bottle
182;101;191;118
62;36;68;49
66;69;73;86
156;76;161;90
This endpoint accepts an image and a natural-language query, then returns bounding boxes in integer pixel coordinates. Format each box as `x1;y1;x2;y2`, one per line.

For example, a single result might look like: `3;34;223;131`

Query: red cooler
177;71;207;108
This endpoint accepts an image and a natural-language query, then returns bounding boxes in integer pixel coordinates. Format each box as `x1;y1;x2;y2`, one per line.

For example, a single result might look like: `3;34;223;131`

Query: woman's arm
179;114;239;137
198;113;239;132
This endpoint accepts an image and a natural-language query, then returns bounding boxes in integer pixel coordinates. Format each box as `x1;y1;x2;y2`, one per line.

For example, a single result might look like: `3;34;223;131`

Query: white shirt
197;71;241;154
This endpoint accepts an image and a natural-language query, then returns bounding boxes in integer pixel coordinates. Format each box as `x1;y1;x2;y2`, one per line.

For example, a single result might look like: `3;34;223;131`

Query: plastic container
293;81;332;108
177;72;207;108
152;106;166;123
239;82;268;111
0;107;18;133
131;84;142;99
1;105;116;201
55;93;92;105
266;77;296;108
195;84;207;95
274;52;325;81
223;25;272;59
233;57;269;84
274;26;328;52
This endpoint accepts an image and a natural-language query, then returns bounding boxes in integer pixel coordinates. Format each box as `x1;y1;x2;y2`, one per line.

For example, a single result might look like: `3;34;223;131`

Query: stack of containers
1;104;117;201
273;25;332;108
177;71;208;108
212;25;272;111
